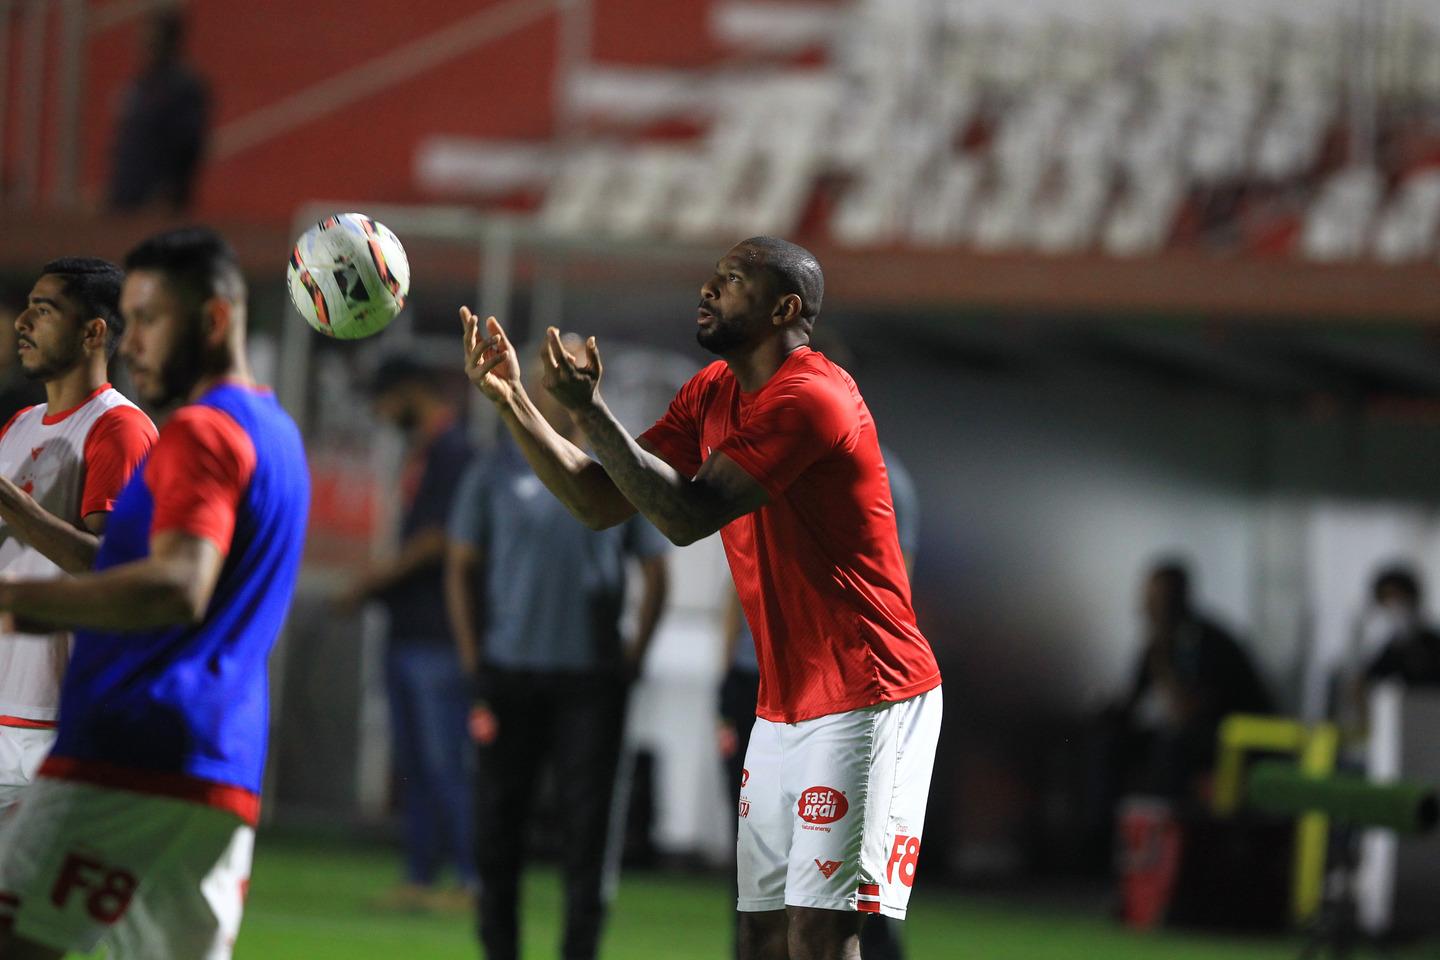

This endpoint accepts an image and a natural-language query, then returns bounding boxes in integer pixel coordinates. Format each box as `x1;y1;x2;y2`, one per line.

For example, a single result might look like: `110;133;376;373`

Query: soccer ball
287;213;409;340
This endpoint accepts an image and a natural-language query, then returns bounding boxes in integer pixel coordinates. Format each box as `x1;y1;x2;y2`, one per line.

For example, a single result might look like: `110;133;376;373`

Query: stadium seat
1300;167;1383;262
1373;170;1440;263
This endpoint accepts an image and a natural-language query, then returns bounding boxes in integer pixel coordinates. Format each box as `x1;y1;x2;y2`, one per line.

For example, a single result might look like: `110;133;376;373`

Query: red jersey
641;347;941;723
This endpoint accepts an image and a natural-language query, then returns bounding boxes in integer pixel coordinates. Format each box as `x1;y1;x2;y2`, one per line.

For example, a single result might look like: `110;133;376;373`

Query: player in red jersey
460;237;942;960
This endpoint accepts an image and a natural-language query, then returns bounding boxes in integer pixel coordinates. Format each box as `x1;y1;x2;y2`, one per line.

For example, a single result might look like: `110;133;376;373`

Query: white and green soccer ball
287;212;410;340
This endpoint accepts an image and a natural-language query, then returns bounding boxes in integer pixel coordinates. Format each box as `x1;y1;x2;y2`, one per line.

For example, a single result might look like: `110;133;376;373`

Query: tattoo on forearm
577;402;701;536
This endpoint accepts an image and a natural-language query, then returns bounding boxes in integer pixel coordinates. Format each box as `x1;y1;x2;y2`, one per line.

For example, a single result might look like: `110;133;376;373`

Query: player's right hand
461;307;522;406
469;703;499;745
717;719;739;759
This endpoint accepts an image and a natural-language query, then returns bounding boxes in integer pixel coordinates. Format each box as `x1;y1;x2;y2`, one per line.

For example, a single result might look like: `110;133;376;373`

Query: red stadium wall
64;0;721;223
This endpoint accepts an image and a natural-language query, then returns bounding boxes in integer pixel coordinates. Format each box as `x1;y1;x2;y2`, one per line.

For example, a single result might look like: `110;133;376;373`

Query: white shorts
737;686;942;920
0;725;55;817
0;777;253;960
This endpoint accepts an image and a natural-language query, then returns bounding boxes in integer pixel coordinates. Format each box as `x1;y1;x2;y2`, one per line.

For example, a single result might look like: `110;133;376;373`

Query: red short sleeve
144;407;257;553
717;373;854;498
81;406;158;516
638;367;716;478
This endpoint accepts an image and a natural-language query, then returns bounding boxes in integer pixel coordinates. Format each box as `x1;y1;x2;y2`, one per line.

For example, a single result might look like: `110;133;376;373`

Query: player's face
16;274;87;382
120;269;205;408
696;247;775;355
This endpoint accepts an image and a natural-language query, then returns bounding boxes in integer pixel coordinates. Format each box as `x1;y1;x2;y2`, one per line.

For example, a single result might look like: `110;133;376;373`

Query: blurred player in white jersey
0;258;156;816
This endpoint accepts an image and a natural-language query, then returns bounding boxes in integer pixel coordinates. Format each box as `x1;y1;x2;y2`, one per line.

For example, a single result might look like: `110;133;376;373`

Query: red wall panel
66;0;715;223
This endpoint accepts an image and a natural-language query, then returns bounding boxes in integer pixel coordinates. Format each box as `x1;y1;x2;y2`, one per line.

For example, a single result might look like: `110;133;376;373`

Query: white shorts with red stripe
736;686;942;920
0;777;253;959
0;723;56;817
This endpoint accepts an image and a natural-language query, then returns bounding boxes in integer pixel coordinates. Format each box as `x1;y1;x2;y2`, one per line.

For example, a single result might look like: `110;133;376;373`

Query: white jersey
0;388;152;722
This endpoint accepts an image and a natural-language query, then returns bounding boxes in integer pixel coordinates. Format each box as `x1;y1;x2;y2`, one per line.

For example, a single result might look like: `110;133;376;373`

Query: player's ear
201;297;232;347
82;316;108;353
772;294;802;326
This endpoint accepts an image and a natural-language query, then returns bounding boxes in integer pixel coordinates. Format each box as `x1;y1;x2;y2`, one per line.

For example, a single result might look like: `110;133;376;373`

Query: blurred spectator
717;441;917;960
1081;561;1273;879
445;338;669;960
0;288;45;423
107;7;210;213
346;356;477;911
1113;561;1274;801
1358;564;1440;688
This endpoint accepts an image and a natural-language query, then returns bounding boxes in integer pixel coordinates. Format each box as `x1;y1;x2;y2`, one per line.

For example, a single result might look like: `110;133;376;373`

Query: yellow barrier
1212;714;1338;924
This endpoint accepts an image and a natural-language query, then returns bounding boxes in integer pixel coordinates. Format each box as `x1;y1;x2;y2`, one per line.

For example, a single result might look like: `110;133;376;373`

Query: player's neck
725;335;807;393
187;360;255;403
43;358;108;414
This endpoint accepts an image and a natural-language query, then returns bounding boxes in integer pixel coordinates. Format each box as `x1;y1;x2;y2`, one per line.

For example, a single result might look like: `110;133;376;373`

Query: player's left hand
541;326;602;411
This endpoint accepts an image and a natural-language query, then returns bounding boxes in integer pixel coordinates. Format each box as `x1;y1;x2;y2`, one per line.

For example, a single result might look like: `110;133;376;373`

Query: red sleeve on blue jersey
81;406;158;517
717;369;855;498
144;406;257;553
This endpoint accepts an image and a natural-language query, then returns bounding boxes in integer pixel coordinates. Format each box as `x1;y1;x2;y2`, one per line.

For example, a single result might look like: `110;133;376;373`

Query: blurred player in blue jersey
0;227;310;960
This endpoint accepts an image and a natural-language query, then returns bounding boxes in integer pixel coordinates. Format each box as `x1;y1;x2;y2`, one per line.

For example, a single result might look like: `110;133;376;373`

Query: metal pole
15;0;46;208
469;218;515;446
0;2;11;204
53;0;85;207
552;0;592;145
1348;0;1381;170
276;212;316;424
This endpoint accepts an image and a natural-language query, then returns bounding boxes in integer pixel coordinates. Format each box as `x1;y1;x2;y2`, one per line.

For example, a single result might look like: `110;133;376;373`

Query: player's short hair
39;257;126;359
1373;564;1422;606
123;226;246;314
737;236;825;326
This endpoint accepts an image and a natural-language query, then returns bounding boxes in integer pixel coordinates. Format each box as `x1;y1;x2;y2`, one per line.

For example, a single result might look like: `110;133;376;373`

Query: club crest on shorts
797;786;848;825
814;858;842;879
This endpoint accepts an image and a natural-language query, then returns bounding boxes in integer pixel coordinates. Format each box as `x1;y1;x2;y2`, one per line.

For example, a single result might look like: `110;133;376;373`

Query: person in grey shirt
446;341;669;960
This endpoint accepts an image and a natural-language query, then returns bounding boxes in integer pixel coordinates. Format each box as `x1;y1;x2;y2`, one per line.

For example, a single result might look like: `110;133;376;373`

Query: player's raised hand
540;326;603;411
460;307;522;406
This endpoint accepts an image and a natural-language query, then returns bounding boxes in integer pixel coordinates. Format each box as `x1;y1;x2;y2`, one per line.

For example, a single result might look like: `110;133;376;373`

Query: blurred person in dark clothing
1359;564;1440;688
446;337;669;960
1117;561;1273;800
344;356;478;910
1081;561;1273;874
107;8;210;213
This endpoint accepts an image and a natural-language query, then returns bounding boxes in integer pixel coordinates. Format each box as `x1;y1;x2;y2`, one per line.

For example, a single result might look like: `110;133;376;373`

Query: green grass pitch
220;832;1434;960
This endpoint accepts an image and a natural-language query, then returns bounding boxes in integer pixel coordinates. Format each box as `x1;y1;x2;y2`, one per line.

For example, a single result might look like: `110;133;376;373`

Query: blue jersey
45;383;309;823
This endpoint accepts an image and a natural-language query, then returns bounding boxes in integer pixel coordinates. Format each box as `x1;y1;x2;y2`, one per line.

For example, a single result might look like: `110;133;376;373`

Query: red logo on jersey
741;768;749;787
814;859;842;879
19;481;32;495
797;786;848;824
738;798;750;819
886;835;921;887
29;447;42;461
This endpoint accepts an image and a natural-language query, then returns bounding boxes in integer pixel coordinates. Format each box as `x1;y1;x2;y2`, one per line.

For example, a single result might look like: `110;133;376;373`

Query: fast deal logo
797;786;848;825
